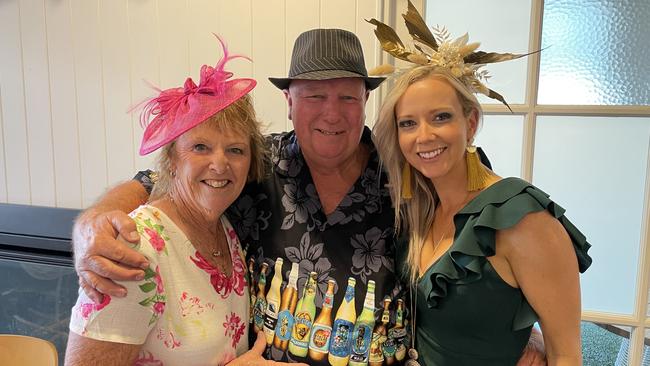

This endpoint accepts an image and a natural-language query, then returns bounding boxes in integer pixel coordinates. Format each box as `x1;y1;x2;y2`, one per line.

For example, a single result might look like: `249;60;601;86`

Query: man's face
285;78;369;169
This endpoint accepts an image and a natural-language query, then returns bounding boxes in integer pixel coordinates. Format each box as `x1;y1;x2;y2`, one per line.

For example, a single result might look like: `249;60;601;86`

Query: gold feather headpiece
367;0;536;110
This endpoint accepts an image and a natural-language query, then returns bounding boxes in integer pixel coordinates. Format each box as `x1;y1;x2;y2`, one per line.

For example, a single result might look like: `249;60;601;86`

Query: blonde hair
150;94;267;201
372;65;483;284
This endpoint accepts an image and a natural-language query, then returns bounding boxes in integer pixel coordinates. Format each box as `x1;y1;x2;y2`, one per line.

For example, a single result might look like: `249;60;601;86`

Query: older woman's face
170;122;251;219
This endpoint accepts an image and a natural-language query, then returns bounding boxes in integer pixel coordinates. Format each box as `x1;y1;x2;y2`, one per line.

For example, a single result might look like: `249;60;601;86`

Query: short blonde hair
150;94;267;201
372;65;483;284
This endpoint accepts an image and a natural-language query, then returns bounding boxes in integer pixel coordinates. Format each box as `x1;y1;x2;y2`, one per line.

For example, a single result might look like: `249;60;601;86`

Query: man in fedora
72;28;544;365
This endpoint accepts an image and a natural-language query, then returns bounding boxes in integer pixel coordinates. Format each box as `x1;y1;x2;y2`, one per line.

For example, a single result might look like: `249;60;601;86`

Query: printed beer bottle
308;279;336;361
252;262;268;333
328;277;357;366
264;258;284;345
288;271;318;357
389;298;407;363
274;262;299;350
349;280;376;366
369;297;391;366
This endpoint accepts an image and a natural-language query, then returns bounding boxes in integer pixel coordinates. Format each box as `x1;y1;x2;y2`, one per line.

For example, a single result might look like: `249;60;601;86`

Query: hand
73;210;149;303
225;332;308;366
516;327;547;366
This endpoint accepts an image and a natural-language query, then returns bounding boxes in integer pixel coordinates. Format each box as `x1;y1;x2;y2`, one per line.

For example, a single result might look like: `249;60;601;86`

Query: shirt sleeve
69;207;167;345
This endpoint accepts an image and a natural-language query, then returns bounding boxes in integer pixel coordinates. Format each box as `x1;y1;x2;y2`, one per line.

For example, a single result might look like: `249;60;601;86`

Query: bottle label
275;310;295;341
264;300;280;331
308;324;332;353
369;332;387;362
329;319;354;357
253;299;267;329
388;327;407;343
290;311;313;348
349;323;373;362
381;337;396;358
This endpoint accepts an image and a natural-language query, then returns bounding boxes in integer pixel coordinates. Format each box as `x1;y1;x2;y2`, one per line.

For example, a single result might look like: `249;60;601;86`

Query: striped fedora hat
269;28;385;90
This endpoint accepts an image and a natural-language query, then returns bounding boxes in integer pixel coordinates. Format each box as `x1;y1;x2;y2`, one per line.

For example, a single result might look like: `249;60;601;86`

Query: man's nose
321;98;343;123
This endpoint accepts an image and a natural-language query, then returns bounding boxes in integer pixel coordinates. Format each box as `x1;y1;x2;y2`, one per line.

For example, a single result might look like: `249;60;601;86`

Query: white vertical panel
187;0;220;75
158;0;190;87
101;0;135;185
320;0;356;29
129;0;160;172
0;0;30;204
219;1;254;79
20;0;55;206
0;89;7;202
285;0;319;57
356;0;382;127
45;0;82;208
71;0;107;207
251;0;287;132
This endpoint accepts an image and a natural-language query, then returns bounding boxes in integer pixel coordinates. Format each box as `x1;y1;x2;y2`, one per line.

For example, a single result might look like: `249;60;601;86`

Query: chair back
0;334;58;366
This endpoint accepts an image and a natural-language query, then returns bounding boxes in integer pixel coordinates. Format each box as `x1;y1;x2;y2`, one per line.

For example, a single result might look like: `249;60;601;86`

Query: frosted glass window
425;0;530;105
533;116;650;314
474;115;523;179
538;0;650;105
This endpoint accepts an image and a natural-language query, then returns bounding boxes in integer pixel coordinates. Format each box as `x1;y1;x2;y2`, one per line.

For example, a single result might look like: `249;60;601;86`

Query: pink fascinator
138;34;256;155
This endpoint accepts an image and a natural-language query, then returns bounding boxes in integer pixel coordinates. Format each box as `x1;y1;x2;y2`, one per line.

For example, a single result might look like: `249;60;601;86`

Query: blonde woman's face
170;122;251;219
395;77;477;183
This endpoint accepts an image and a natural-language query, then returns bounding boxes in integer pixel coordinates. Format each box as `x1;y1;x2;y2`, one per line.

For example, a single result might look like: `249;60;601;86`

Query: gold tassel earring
402;163;413;199
466;145;491;191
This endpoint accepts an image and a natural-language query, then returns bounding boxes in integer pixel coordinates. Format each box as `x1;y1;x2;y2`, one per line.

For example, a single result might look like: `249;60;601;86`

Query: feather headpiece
367;0;536;110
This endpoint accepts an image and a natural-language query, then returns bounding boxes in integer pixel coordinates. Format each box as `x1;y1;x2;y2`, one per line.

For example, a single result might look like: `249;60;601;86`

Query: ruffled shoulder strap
420;178;592;328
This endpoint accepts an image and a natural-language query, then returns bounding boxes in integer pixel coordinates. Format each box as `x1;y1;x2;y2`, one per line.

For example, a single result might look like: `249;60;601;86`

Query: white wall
0;0;413;209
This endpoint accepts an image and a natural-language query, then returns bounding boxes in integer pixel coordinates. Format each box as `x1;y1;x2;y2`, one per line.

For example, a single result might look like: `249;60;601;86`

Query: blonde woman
370;4;591;365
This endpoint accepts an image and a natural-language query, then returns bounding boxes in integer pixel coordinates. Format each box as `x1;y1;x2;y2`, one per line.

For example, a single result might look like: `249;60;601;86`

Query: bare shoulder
498;209;572;257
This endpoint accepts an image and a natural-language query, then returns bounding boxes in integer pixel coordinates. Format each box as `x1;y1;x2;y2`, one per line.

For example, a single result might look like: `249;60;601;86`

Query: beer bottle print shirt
227;128;408;365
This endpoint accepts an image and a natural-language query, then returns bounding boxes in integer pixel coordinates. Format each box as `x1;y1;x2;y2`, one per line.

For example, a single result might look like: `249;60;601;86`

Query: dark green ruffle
421;177;592;330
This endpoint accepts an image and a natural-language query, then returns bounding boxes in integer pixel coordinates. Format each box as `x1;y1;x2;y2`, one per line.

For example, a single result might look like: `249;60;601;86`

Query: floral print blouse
69;205;249;365
226;128;406;365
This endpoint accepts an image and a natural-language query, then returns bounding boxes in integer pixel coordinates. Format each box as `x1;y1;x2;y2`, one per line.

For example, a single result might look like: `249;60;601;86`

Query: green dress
397;177;592;366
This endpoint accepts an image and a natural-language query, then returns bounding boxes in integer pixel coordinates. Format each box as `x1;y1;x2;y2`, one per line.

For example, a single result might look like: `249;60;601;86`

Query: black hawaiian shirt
226;127;408;365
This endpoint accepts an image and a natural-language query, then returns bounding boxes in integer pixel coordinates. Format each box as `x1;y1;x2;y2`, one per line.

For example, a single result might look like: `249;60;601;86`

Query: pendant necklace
405;276;421;366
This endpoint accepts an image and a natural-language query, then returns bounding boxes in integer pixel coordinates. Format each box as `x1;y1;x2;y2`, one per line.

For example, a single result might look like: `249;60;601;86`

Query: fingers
250;330;267;355
79;268;127;298
107;211;139;243
78;276;104;304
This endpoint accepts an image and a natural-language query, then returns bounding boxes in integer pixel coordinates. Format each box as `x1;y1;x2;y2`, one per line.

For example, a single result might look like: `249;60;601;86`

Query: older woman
370;4;592;366
65;36;296;366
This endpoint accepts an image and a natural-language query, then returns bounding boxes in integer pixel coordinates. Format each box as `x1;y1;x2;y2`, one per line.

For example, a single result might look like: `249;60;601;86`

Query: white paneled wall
0;0;406;209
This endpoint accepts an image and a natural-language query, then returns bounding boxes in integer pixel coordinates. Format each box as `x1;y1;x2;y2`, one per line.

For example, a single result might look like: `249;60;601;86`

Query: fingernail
140;261;150;270
128;231;139;241
135;272;145;281
114;289;127;297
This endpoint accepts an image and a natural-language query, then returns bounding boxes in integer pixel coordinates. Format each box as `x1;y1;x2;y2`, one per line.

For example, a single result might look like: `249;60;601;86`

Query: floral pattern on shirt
133;211;170;254
138;265;166;325
350;226;395;284
134;350;164;366
189;227;246;298
223;312;246;348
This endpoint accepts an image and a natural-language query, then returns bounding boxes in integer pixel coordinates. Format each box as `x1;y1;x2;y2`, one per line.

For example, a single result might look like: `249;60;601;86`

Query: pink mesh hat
138;34;256;155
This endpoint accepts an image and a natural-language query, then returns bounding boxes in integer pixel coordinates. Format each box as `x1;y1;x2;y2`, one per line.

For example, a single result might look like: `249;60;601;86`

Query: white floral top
69;205;249;365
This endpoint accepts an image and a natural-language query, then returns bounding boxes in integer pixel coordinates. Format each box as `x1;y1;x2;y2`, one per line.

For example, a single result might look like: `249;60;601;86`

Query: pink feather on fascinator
138;34;256;155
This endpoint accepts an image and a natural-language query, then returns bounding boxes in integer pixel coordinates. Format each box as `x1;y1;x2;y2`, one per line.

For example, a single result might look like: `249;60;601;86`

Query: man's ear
283;89;292;120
